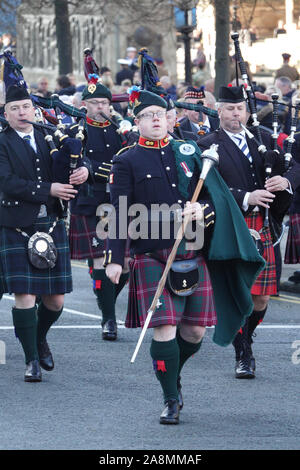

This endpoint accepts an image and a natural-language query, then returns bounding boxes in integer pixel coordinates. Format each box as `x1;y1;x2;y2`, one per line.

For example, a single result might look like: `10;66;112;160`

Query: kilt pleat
69;214;131;261
245;212;277;296
0;216;72;295
69;214;105;260
284;214;300;264
126;246;217;329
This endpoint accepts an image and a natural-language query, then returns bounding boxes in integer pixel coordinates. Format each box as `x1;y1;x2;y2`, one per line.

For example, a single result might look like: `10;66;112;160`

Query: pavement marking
1;325;300;330
271;296;300;305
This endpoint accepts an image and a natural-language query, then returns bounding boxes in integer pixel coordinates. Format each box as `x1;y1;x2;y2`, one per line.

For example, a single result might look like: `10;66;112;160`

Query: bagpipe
231;32;293;244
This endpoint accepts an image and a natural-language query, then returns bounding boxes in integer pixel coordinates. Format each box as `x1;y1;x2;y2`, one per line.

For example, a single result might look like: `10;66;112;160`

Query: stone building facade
16;1;177;89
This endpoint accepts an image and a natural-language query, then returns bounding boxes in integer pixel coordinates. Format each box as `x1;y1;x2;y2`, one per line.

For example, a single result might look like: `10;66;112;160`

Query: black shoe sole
102;335;117;341
160;418;179;425
24;376;42;382
235;373;255;379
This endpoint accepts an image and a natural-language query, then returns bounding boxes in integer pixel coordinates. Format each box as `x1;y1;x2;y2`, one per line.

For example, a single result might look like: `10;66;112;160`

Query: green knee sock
150;338;180;402
92;268;116;324
115;272;129;300
12;306;39;364
36;302;63;344
176;329;202;376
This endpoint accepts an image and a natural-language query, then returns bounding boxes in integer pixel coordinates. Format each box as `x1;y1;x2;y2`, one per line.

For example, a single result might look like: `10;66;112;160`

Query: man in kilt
105;88;265;424
68;80;130;341
198;85;300;379
284;133;300;280
0;85;89;382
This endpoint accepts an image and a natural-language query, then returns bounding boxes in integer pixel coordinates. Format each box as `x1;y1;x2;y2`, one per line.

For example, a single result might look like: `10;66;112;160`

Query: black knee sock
92;268;116;324
150;338;180;403
115;272;129;300
232;317;250;360
248;307;267;340
176;329;202;377
12;306;38;364
36;302;63;344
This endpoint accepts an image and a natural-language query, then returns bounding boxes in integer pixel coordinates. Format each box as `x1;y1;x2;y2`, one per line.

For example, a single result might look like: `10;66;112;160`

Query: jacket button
146;174;151;178
166;167;170;171
172;183;176;187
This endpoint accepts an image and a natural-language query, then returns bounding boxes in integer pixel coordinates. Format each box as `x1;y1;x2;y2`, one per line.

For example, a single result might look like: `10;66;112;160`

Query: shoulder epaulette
115;142;136;156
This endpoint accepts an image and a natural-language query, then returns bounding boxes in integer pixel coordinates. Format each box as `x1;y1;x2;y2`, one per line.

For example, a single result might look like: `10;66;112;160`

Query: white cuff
242;192;251;211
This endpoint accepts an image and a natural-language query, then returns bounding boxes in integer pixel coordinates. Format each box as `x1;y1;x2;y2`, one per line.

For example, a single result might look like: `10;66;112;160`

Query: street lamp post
173;0;198;85
182;10;194;84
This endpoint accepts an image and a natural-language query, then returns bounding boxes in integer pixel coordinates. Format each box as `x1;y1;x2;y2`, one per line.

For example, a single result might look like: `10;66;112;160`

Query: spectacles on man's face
138;111;166;120
88;100;110;106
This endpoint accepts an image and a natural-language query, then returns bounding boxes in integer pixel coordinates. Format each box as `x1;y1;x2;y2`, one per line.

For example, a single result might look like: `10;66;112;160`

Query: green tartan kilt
0;216;72;295
126;245;217;329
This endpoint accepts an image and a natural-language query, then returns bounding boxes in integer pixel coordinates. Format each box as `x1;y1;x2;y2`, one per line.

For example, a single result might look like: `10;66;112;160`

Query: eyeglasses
138;111;166;120
88;100;110;106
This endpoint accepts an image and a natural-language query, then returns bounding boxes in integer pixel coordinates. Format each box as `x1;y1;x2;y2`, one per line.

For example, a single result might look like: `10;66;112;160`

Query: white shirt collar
16;128;35;140
223;128;246;140
203;116;210;128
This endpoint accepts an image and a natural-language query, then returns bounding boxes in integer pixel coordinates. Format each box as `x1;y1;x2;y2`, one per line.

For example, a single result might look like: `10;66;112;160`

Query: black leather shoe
38;339;54;371
102;320;117;341
177;376;184;410
235;356;255;379
24;360;42;382
288;274;300;284
160;399;180;425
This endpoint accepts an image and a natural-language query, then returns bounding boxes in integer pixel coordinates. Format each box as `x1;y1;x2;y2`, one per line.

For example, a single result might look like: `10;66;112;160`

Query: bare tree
214;0;230;94
54;0;72;74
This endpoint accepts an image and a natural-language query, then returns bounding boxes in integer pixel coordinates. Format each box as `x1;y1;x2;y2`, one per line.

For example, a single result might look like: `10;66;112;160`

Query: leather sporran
27;232;57;269
167;258;200;297
249;229;264;256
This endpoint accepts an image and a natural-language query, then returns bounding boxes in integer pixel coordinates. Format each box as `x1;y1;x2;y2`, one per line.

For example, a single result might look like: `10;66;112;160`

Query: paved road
0;260;299;451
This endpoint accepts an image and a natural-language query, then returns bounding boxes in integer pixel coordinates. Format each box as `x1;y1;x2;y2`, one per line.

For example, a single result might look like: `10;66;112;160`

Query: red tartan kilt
284;214;300;264
69;214;106;259
126;248;217;329
69;214;131;261
245;212;277;295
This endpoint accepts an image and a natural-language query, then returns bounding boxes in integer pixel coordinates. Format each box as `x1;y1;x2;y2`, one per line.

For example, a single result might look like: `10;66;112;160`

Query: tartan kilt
69;214;106;260
69;214;131;261
284;214;300;264
245;212;277;295
126;246;217;329
0;216;72;295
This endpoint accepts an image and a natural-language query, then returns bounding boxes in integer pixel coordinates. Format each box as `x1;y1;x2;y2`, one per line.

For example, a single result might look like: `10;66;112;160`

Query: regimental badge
179;143;196;156
180;161;193;178
92;237;99;247
88;83;97;94
134;98;141;107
